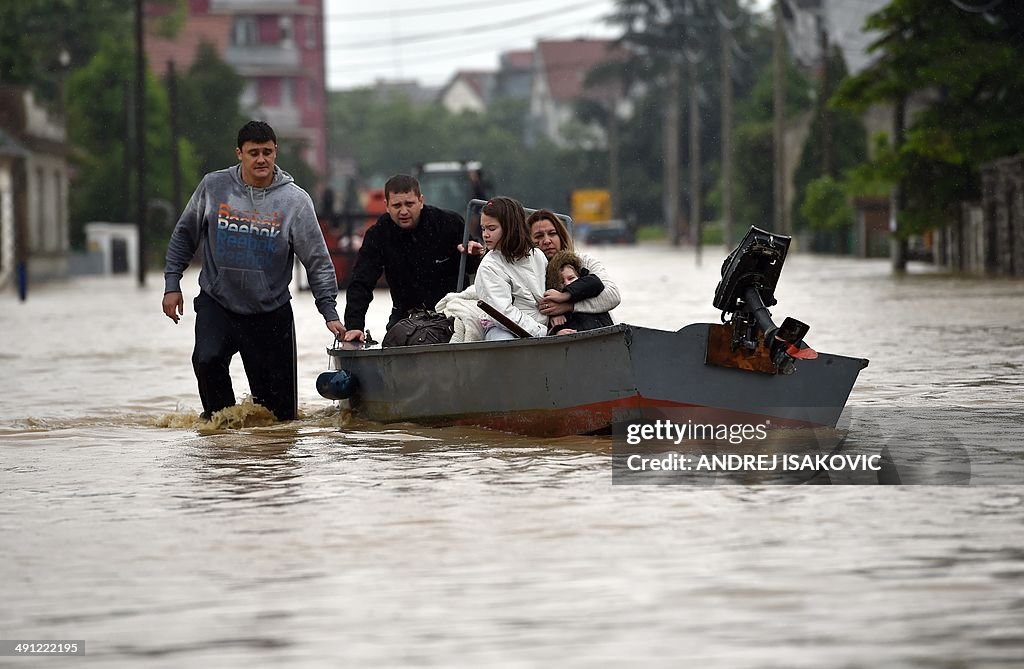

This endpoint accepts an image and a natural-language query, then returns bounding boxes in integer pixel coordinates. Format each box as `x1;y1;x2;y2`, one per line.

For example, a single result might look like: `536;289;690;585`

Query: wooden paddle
476;300;533;338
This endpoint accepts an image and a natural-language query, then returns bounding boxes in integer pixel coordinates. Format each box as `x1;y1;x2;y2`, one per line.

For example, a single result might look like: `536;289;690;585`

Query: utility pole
608;95;620;220
687;55;702;264
134;0;146;287
773;0;787;235
818;13;833;178
664;62;681;246
891;96;908;273
167;60;182;217
123;79;133;222
720;13;734;249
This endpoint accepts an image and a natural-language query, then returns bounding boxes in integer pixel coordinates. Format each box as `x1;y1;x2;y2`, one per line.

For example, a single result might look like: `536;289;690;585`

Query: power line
328;0;603;49
326;0;550;21
328;14;614;67
947;0;1003;12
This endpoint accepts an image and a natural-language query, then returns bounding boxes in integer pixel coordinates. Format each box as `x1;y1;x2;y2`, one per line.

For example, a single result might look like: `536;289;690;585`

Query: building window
279;16;293;47
232;16;257;46
240;78;258;112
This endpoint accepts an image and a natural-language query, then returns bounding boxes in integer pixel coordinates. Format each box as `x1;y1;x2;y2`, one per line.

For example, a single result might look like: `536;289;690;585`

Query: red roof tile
536;39;626;102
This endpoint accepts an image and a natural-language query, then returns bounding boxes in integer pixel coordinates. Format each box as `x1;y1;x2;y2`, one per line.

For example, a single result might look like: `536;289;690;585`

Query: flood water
2;244;1023;667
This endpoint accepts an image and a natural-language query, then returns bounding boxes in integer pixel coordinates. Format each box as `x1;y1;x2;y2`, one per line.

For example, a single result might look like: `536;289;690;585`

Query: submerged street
2;246;1023;666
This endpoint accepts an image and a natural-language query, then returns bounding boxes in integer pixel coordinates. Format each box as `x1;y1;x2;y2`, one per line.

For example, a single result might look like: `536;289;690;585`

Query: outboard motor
713;226;816;375
317;368;359;401
317;333;374;401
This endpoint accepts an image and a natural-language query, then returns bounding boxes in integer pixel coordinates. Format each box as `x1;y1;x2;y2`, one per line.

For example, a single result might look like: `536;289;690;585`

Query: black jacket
548;272;613;334
344;205;480;331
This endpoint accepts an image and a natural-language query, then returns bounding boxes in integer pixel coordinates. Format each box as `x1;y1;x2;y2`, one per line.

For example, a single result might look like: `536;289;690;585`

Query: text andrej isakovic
622;420;883;472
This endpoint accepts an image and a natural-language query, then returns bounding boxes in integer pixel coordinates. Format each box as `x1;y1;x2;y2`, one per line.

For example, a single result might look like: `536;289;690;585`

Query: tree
607;0;797;234
832;0;1024;236
730;28;815;231
791;46;866;235
65;34;199;254
0;0;182;103
326;92;575;211
800;175;853;253
0;1;127;102
177;42;246;176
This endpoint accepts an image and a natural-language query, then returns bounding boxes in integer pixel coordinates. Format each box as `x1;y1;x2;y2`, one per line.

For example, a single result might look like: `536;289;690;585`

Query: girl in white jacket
475;197;549;340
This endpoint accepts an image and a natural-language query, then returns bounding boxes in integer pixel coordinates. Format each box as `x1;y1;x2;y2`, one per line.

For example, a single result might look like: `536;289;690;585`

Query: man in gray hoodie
162;121;344;421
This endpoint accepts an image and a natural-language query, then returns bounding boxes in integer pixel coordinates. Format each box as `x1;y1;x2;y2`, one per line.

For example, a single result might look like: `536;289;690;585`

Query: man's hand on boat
539;289;572;316
457;240;485;256
340;329;365;343
162;291;184;324
326;320;345;340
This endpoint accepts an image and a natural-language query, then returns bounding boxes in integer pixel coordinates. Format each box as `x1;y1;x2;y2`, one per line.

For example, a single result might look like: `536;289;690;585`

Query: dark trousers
192;292;297;421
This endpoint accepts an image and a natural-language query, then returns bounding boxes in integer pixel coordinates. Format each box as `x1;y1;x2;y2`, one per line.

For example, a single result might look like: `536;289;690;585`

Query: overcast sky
324;0;773;91
324;0;622;90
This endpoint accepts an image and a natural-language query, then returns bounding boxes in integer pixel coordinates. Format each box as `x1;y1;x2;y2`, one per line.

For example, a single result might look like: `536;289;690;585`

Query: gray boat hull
326;323;868;437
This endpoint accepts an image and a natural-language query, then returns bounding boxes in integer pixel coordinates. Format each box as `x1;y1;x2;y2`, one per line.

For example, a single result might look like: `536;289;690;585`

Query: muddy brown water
2;245;1023;667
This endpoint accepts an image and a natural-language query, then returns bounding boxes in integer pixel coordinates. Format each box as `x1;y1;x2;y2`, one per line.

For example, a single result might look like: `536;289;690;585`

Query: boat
318;226;869;438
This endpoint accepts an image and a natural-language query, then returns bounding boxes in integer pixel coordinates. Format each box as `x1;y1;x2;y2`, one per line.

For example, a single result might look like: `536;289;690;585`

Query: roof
500;49;534;70
145;14;232;72
535;39;625;102
0;127;28;157
443;70;495;100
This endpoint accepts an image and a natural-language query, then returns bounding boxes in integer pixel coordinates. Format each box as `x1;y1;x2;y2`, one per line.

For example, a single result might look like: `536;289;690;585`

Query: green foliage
728;24;816;234
0;1;129;102
832;0;1024;235
151;0;187;39
327;91;576;211
177;42;246;176
731;121;774;229
634;225;667;242
791;47;867;232
735;46;816;124
326;0;786;231
843;133;898;199
65;34;199;254
277;139;318;196
800;176;853;232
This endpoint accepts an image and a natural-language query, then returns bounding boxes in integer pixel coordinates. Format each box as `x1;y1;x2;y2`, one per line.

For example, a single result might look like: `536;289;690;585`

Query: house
493;50;533;101
0;86;70;289
528;39;625;147
438;70;494;114
145;0;328;181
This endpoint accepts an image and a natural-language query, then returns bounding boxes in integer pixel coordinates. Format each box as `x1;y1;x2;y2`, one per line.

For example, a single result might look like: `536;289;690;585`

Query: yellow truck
571;189;612;224
570;189;633;244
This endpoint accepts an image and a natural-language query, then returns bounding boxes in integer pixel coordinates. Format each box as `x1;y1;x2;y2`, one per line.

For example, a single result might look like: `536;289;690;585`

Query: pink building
147;0;328;182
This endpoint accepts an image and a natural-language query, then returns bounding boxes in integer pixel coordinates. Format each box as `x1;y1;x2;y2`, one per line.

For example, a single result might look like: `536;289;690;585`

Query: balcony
255;105;300;130
225;43;301;75
210;0;312;14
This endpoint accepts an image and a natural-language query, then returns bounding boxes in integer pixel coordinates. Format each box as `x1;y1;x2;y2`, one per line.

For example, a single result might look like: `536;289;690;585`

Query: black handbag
381;309;455;347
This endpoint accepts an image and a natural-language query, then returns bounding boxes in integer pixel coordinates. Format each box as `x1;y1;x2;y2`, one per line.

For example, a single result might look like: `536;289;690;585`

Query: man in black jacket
340;174;483;342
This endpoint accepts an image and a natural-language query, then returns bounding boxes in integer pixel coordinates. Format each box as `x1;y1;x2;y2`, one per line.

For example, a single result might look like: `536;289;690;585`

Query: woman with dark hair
527;209;621;321
475;197;549;340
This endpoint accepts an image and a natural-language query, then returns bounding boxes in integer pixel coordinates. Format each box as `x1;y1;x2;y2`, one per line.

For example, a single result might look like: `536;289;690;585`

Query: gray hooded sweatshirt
164;165;339;322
